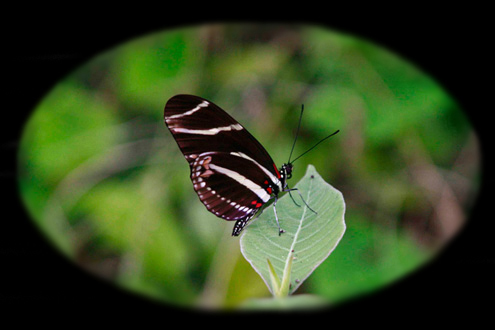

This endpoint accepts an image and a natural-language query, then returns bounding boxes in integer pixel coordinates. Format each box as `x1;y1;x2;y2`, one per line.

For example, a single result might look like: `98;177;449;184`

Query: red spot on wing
251;200;258;205
266;187;273;194
256;203;262;208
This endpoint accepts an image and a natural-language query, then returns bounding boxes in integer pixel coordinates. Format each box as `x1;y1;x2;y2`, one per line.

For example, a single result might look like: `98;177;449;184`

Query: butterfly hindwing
189;152;266;233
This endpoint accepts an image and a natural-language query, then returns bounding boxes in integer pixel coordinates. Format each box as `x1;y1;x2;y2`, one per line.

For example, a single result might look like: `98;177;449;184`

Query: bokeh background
17;24;480;309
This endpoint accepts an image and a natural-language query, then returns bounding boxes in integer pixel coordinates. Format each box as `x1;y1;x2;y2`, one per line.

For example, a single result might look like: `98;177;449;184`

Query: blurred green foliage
18;24;480;309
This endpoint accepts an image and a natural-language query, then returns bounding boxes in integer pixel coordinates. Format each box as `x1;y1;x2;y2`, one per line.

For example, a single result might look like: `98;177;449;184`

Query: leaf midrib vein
284;176;314;268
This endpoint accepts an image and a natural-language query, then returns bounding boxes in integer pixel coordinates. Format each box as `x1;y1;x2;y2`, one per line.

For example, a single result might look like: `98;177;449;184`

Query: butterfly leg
272;196;285;236
287;184;301;207
284;187;317;214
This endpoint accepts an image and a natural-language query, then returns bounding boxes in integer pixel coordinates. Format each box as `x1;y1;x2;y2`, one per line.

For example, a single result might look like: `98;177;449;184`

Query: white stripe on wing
171;123;243;135
208;163;270;202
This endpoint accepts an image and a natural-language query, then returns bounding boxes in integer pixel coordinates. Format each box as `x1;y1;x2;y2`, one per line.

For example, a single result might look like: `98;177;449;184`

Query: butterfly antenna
291;129;340;164
288;104;304;164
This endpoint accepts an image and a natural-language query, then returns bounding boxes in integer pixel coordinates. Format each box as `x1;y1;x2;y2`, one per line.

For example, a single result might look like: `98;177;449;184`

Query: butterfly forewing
164;95;282;235
165;95;279;176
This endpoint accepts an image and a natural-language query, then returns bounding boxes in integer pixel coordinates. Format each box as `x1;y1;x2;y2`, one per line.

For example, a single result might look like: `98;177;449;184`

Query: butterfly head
280;163;293;188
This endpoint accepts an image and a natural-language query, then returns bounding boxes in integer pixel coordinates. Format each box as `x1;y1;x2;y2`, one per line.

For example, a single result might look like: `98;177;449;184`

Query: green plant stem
267;249;294;299
267;258;281;295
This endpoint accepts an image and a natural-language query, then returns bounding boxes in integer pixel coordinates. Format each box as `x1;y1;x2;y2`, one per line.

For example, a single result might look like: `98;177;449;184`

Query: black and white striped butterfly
164;94;338;236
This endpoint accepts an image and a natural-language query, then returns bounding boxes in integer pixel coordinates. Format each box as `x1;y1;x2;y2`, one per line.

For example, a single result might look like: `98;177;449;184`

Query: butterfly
164;94;338;236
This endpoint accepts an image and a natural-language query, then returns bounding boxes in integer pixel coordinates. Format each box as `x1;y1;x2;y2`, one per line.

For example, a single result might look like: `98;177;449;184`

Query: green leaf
240;165;346;296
